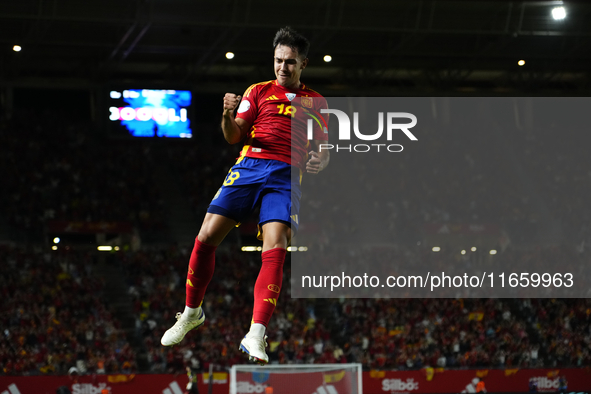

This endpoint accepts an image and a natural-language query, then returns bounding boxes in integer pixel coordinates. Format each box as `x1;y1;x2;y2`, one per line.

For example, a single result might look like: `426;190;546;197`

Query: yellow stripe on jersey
236;145;250;164
243;80;274;98
235;126;256;164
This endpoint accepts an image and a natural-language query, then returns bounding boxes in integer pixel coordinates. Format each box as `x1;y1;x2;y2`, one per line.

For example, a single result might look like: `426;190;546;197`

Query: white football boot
239;335;269;365
161;308;205;346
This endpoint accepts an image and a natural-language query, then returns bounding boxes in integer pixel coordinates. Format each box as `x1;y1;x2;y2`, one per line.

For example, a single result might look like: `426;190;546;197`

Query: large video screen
108;89;192;138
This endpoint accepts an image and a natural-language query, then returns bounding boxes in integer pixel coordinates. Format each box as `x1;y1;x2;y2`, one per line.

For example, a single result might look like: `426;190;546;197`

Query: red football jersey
235;80;328;168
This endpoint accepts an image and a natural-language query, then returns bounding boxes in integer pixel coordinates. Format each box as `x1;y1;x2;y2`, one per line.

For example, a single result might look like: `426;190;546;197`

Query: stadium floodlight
471;246;477;252
230;364;363;394
226;52;235;59
97;246;113;251
551;6;566;20
298;246;308;251
52;246;58;251
518;59;526;66
461;250;466;255
432;246;440;252
53;237;60;244
323;55;332;62
13;45;21;52
490;249;498;255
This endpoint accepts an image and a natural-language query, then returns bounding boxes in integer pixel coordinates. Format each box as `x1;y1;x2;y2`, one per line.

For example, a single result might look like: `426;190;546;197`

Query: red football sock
252;248;286;326
185;238;217;308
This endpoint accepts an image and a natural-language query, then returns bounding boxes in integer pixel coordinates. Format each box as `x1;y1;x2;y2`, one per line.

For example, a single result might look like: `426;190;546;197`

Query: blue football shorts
207;157;302;234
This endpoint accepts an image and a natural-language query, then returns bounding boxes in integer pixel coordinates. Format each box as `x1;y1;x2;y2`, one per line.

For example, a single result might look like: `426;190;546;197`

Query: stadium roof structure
1;0;591;93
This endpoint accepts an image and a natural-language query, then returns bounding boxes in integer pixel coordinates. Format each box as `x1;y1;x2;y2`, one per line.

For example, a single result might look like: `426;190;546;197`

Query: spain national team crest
301;97;313;108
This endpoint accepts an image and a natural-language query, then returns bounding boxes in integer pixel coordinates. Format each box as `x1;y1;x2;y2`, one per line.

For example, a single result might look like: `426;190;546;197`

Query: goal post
229;363;363;394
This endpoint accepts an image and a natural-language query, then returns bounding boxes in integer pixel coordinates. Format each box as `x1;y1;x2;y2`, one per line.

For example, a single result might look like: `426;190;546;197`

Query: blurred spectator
0;246;137;375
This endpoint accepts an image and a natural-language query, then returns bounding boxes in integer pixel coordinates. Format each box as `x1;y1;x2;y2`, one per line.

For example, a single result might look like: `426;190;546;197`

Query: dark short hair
273;26;310;59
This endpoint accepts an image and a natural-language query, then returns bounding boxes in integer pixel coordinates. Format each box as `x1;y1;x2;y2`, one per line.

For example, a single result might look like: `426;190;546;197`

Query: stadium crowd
0;110;166;243
113;244;591;372
0;246;137;376
517;122;591;245
3;240;589;375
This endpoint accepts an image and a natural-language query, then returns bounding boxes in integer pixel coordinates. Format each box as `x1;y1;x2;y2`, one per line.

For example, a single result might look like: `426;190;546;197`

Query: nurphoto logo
307;108;417;153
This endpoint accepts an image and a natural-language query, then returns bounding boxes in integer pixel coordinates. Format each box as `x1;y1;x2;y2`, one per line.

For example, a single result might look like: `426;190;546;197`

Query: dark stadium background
1;1;591;393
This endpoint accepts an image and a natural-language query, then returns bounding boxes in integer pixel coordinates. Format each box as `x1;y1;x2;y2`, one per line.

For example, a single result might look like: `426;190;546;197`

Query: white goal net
229;363;363;394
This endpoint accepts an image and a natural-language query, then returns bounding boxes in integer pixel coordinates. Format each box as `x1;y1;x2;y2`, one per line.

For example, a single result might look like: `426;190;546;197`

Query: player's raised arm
306;140;330;174
221;93;250;144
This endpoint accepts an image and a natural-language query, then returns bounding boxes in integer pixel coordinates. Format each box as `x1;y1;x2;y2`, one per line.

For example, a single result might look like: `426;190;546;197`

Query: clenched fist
223;93;242;115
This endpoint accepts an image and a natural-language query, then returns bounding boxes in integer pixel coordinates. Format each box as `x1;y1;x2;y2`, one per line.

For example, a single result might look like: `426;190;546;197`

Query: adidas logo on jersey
265;95;279;101
263;298;277;306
